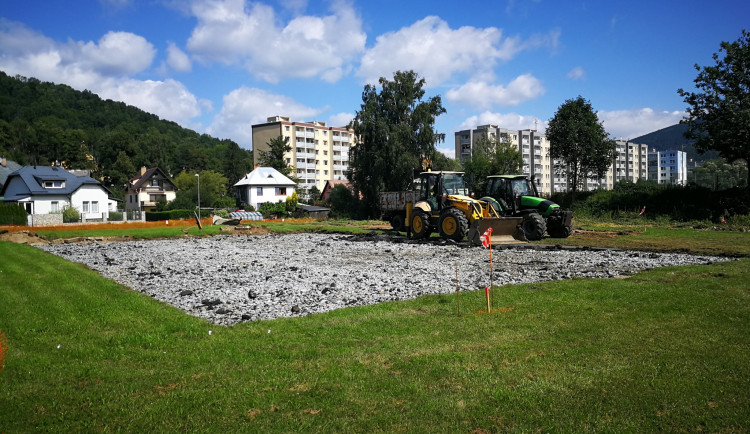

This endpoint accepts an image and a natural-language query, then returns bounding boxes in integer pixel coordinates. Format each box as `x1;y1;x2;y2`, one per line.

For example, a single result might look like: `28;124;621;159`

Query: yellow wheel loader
381;171;525;245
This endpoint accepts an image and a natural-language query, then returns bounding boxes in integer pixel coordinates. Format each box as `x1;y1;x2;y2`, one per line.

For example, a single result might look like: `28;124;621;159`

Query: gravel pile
37;233;727;325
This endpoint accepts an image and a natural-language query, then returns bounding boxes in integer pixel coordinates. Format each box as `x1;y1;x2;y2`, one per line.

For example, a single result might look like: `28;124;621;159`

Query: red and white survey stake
481;227;494;312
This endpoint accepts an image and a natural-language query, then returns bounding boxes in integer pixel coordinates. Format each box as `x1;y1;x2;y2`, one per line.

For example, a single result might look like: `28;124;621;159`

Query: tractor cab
486;175;540;213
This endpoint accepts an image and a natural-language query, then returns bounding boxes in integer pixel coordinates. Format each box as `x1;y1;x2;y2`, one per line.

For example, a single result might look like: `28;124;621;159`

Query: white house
234;167;296;211
0;165;114;224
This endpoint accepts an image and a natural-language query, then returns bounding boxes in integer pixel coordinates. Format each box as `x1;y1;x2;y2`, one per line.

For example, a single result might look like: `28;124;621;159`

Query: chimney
254;164;260;170
140;166;147;176
1;156;6;167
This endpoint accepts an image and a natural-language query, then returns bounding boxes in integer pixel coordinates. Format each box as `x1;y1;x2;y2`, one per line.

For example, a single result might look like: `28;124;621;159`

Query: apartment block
648;149;688;185
454;125;553;195
552;140;650;192
252;116;355;191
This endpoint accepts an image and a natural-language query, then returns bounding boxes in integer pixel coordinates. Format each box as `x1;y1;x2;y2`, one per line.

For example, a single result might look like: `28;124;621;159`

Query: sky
1;0;748;157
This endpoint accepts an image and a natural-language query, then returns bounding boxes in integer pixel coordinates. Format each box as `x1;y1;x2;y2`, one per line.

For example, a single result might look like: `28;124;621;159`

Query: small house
234;167;296;210
125;167;178;212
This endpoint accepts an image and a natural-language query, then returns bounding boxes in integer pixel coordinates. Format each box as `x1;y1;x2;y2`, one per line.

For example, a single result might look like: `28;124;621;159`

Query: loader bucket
468;217;527;245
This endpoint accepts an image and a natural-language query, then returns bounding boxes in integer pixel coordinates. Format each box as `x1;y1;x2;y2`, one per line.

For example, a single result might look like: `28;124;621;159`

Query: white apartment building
454;125;553;195
648;149;689;185
252;116;355;191
552;140;650;192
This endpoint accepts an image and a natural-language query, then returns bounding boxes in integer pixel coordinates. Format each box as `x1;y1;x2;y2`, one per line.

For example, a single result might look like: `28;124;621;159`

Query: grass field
1;221;749;431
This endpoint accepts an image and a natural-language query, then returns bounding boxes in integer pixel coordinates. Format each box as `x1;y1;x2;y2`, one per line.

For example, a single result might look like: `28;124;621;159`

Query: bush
213;209;230;219
258;201;287;217
0;203;27;225
108;211;123;221
62;206;80;223
145;209;196;221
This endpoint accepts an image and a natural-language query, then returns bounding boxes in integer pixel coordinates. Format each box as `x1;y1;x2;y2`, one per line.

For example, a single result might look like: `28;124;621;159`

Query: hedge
145;209;196;222
0;203;27;225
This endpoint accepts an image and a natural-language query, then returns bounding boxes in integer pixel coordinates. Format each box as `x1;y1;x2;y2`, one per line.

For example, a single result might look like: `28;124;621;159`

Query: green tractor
483;175;573;241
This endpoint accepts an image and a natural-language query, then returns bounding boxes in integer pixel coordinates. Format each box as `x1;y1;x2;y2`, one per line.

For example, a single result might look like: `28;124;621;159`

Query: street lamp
195;173;200;223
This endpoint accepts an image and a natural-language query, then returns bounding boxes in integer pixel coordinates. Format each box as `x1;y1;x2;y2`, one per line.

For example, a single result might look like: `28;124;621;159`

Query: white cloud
357;16;559;87
597;108;685;140
458;111;545;132
446;74;545;109
166;42;192;72
98;79;203;126
0;20;204;128
186;0;365;83
207;87;324;147
327;112;354;128
567;66;585;80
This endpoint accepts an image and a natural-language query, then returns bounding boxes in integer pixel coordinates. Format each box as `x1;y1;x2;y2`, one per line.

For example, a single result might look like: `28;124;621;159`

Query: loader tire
439;208;469;241
390;214;405;232
522;213;546;241
410;210;431;239
547;222;573;238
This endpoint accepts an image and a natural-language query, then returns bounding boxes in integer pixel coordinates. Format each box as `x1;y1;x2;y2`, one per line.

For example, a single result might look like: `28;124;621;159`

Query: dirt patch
226;225;272;235
0;230;49;245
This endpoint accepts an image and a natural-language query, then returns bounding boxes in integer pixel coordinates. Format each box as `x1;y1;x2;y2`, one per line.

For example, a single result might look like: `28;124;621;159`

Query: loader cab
416;171;470;212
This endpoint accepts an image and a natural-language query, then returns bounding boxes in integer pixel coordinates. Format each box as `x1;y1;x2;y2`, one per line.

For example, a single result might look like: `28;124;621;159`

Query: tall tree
348;70;446;215
258;135;292;176
678;29;750;190
546;96;616;196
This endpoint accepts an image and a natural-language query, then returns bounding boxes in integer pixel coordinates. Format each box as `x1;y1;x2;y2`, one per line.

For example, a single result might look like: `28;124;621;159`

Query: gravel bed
37;233;728;325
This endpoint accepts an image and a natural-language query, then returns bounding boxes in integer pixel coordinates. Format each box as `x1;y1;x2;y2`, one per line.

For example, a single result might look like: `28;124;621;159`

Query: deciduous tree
546;96;616;197
348;70;446;216
462;134;523;194
678;29;750;191
258;135;292;176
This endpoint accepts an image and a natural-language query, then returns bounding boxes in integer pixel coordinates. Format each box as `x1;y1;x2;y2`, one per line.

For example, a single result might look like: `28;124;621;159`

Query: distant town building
551;140;650;192
251;116;355;192
454;125;553;195
648;149;689;185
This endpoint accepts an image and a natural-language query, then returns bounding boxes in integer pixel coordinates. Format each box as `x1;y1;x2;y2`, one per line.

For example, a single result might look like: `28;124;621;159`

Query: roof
128;167;177;190
419;171;465;175
0;165;111;201
487;175;527;179
0;159;23;188
234;167;296;187
297;203;330;212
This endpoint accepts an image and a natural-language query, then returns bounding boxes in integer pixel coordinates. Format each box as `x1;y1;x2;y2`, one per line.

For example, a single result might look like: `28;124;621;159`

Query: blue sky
1;0;748;157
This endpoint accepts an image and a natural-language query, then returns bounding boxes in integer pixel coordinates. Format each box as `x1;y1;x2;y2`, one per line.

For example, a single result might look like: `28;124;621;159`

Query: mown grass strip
1;241;748;432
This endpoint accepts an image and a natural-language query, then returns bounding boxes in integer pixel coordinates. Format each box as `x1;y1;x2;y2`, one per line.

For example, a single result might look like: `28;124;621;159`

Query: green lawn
1;237;748;432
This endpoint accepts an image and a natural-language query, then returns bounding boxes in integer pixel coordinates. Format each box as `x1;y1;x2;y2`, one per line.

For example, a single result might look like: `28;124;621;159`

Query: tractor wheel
547;222;573;238
410;210;431;239
439;208;469;241
390;214;405;232
522;213;547;241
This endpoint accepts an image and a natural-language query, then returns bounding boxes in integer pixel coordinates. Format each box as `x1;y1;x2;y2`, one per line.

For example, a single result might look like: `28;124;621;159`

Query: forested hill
631;123;718;161
0;71;253;196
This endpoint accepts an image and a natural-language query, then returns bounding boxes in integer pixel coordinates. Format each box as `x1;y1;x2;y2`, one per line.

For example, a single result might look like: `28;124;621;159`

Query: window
83;201;90;213
285;125;290;131
51;201;59;213
43;180;64;188
256;187;263;196
150;179;160;187
91;201;99;213
275;187;286;196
